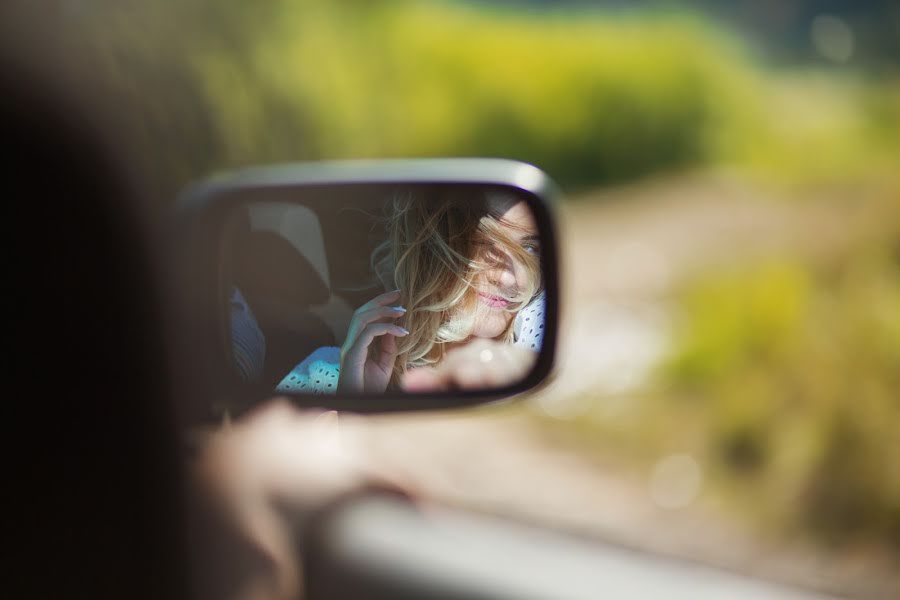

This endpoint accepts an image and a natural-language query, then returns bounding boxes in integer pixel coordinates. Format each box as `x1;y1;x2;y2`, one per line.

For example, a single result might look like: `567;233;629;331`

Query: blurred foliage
60;0;765;199
550;185;900;549
718;72;900;188
593;0;900;67
665;205;900;546
58;0;900;201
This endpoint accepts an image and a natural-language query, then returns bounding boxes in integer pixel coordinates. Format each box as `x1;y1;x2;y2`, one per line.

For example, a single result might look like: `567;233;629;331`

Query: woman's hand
401;338;537;392
190;401;412;600
337;289;408;394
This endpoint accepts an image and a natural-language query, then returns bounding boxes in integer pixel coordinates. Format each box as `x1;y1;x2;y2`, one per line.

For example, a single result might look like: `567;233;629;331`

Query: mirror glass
223;183;547;397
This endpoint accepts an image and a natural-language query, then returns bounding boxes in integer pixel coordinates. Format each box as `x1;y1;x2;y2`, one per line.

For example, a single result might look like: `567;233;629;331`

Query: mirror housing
174;159;561;419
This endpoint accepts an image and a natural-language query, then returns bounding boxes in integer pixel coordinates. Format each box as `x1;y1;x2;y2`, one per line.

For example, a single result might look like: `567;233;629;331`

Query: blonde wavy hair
371;187;541;382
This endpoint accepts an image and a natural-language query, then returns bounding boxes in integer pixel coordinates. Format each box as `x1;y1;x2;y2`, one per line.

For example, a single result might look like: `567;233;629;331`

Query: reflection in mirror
224;184;545;396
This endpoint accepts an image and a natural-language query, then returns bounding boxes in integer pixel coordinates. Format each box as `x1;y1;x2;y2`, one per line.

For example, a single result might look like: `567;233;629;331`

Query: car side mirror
174;159;561;418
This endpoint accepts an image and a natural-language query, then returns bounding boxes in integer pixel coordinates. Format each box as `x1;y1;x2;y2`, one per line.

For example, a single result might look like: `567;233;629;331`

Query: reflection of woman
277;190;544;394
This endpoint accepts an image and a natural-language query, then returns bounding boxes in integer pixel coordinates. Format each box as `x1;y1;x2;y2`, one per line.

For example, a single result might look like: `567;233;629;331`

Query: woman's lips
478;292;511;308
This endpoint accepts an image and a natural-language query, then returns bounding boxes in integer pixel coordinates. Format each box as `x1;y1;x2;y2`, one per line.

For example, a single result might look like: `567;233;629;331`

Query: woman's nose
485;247;519;291
498;262;517;289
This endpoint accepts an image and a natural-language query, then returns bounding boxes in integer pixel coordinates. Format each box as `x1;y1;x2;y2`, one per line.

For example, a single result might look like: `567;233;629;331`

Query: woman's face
471;200;540;339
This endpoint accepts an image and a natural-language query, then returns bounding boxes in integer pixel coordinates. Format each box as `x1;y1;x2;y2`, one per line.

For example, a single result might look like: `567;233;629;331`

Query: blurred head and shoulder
5;4;188;598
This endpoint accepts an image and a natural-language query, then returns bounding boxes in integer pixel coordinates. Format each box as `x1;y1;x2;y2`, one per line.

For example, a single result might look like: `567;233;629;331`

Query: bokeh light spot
810;15;854;64
648;453;703;510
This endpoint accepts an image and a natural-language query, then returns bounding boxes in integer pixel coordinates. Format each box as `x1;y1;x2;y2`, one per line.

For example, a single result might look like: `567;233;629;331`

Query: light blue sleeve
275;346;341;394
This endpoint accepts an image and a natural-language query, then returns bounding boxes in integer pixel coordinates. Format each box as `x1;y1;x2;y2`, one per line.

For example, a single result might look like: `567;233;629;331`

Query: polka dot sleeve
513;292;545;351
275;346;341;394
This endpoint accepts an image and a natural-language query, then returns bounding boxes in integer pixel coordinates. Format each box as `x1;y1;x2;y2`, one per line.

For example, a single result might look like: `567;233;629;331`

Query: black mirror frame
174;158;561;418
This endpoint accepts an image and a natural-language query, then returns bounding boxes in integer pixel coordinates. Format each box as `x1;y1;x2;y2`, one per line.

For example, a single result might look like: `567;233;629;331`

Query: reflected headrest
234;231;330;308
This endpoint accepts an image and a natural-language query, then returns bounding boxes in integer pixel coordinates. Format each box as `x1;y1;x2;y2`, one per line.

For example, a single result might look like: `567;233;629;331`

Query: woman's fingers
360;289;402;311
344;307;405;352
339;292;405;393
355;305;407;329
343;322;407;366
343;292;405;348
354;322;408;351
374;331;399;373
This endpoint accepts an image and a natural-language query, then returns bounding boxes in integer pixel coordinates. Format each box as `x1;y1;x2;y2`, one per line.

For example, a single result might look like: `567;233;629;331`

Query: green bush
719;72;900;187
653;204;900;546
65;0;760;195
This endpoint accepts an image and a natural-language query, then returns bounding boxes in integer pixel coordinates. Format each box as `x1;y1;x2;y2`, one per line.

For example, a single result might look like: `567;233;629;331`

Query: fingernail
393;306;407;313
397;327;409;335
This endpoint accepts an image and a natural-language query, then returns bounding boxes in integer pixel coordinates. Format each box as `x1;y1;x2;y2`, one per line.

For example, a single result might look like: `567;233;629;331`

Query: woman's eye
523;243;539;255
